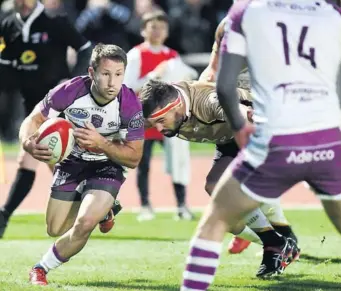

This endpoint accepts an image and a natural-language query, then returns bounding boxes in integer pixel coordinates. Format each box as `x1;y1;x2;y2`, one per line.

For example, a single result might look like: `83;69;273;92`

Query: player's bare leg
180;167;298;290
29;189;114;285
206;156;285;254
54;190;114;258
45;197;81;237
206;179;261;247
47;192;122;235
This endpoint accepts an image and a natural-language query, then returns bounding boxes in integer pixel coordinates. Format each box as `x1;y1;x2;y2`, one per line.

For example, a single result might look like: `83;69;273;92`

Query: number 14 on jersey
277;22;317;69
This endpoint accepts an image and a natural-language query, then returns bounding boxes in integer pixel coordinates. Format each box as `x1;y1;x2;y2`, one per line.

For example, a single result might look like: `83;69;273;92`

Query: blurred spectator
74;0;134;51
0;0;18;143
61;0;85;22
0;0;91;238
124;10;195;221
42;0;62;11
125;0;163;47
211;0;233;22
167;0;218;53
0;0;13;14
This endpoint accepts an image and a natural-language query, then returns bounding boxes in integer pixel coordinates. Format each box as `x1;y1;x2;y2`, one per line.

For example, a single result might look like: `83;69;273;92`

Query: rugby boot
99;200;122;233
272;225;301;260
256;237;299;278
29;267;48;286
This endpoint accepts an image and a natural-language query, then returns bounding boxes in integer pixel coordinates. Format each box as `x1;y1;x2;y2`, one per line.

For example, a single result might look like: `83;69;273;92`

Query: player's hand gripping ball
36;118;75;164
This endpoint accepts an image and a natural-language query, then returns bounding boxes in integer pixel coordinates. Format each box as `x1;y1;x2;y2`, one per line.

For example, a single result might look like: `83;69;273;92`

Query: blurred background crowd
0;0;235;143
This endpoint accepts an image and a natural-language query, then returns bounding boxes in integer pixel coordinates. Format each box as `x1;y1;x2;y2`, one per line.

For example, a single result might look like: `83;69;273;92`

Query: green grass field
1;210;341;291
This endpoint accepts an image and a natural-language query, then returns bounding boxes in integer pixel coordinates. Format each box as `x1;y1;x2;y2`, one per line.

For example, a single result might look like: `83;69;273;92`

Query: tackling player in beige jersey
174;82;252;144
199;15;298;255
139;79;299;277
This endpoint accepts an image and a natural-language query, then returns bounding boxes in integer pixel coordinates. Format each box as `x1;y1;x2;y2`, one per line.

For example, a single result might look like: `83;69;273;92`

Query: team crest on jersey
91;114;104;128
128;111;144;130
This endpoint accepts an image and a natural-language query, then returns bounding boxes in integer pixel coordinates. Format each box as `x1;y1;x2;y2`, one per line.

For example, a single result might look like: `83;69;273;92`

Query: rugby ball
36;118;75;164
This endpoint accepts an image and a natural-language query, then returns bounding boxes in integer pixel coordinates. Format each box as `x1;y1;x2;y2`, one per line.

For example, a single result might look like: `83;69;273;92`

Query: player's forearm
209;49;219;72
19;107;47;145
99;139;143;169
19;117;41;145
216;53;246;131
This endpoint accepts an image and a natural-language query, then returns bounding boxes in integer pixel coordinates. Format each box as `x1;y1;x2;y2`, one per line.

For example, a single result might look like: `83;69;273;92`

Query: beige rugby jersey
174;81;252;145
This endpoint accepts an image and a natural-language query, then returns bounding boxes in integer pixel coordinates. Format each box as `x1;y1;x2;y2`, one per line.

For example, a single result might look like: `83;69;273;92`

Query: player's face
90;58;125;102
143;20;168;46
148;108;185;138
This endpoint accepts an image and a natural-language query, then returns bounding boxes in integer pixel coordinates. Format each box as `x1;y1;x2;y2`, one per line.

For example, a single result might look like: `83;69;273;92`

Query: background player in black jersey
0;0;92;238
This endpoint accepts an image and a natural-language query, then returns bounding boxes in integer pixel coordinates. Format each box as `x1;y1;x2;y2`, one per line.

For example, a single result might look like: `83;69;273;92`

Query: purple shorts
232;127;341;203
50;156;126;201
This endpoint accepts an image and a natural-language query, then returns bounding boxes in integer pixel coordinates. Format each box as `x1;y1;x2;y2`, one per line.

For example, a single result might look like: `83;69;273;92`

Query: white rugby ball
36;117;75;164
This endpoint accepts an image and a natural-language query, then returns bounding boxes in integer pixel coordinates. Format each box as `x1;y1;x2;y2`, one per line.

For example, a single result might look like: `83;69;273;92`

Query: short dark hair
90;43;127;70
139;79;178;118
141;10;168;29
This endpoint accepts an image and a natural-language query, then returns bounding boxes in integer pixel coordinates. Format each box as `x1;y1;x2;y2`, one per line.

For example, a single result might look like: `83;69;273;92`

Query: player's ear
88;67;94;80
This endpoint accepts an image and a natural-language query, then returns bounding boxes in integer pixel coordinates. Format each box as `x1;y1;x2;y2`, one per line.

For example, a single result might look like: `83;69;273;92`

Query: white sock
38;244;68;273
260;202;289;225
244;208;273;230
236;226;262;245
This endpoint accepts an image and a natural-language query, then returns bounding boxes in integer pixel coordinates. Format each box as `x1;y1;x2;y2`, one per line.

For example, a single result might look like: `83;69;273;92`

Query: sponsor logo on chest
66;107;120;130
67;108;90;119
